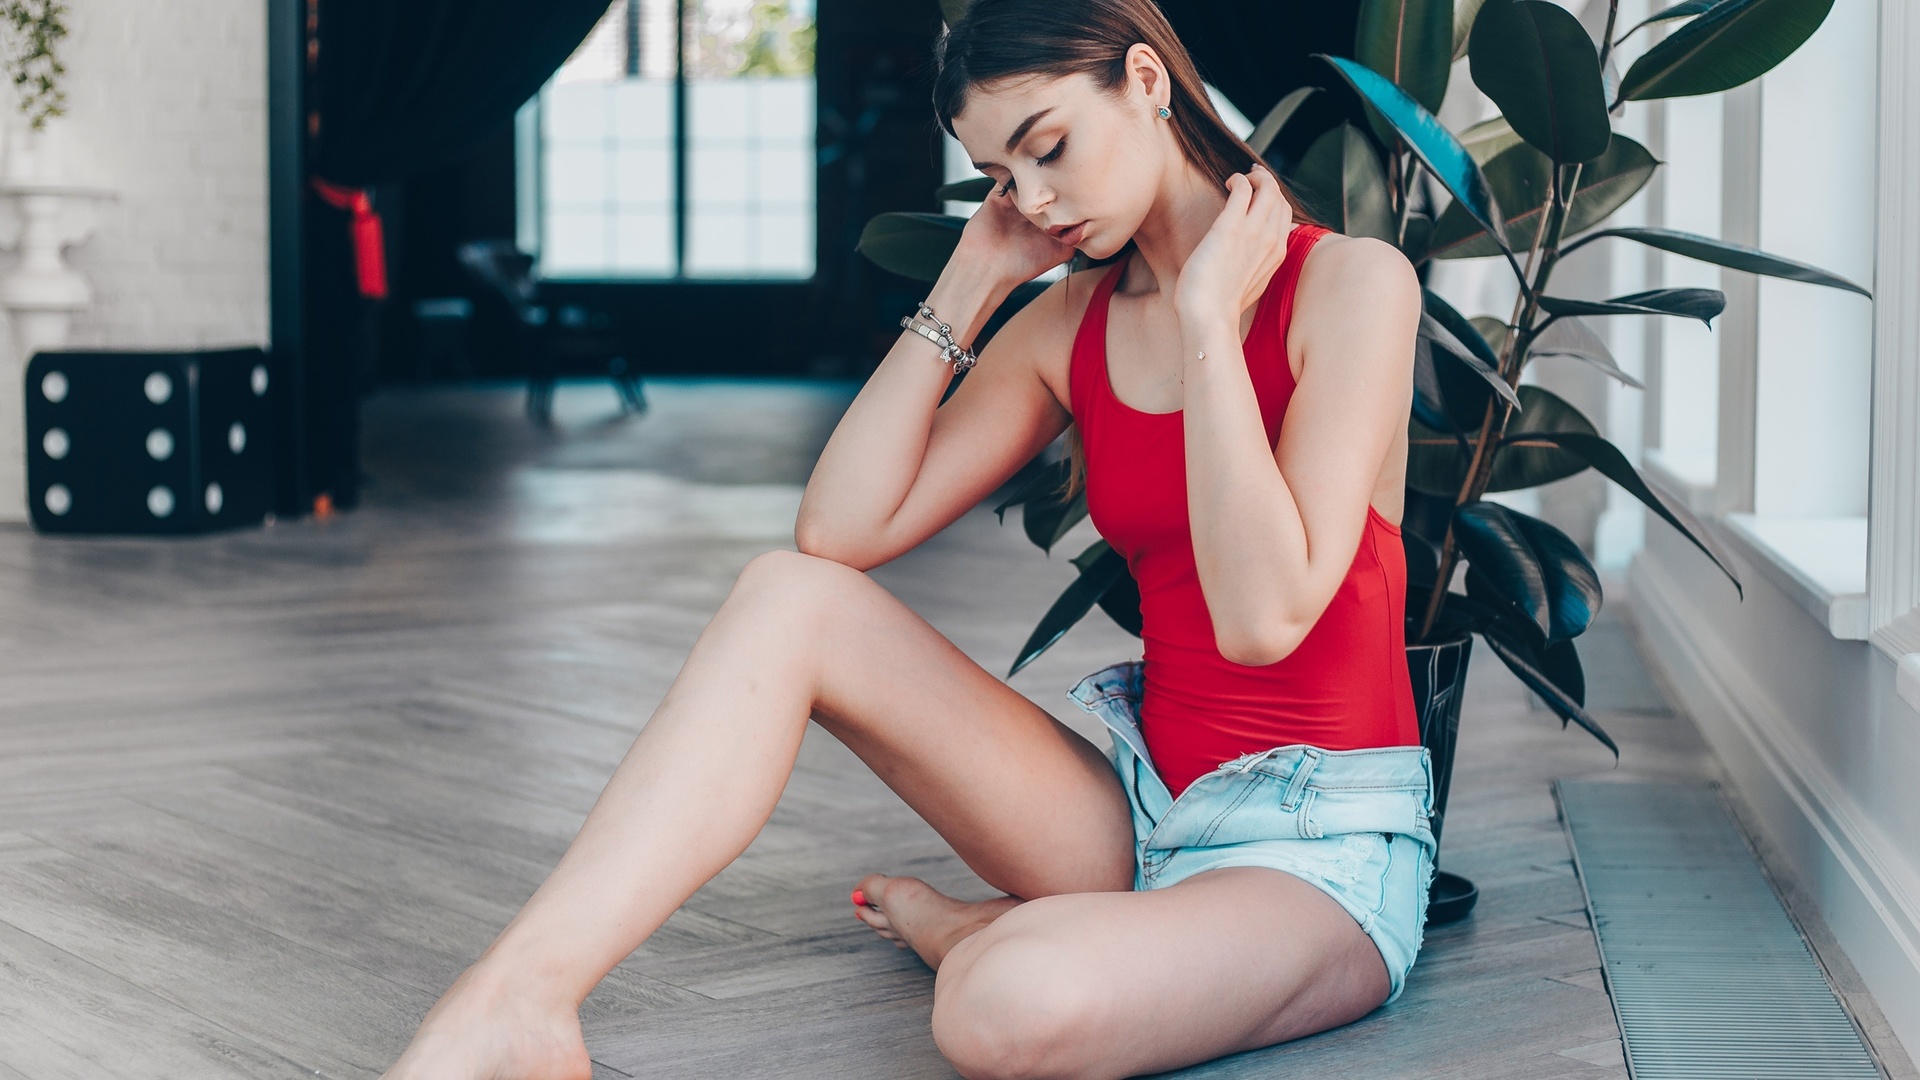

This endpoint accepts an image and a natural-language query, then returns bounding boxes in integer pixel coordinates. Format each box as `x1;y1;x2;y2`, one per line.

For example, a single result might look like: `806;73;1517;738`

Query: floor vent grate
1557;780;1884;1080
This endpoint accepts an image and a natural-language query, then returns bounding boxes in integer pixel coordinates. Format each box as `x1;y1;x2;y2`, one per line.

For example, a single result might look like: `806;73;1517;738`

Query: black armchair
455;240;647;424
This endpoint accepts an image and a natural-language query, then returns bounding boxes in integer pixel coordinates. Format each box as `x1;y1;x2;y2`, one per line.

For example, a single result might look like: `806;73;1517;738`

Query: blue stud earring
1157;106;1171;119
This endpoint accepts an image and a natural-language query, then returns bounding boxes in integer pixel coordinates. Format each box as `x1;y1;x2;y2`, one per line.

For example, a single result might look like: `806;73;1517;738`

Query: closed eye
993;139;1066;196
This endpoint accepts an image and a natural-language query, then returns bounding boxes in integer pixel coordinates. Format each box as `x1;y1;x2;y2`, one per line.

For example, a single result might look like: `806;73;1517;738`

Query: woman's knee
729;549;863;616
931;919;1107;1079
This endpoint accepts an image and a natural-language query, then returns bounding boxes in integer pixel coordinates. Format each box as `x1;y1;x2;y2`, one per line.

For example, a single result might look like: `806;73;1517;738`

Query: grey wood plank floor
0;379;1743;1078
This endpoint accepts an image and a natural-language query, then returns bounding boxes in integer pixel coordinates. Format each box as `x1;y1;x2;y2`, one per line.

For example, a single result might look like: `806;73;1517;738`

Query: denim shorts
1069;661;1438;1004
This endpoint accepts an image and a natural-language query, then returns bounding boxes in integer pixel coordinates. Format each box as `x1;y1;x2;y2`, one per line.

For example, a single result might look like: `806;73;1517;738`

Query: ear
1124;43;1171;112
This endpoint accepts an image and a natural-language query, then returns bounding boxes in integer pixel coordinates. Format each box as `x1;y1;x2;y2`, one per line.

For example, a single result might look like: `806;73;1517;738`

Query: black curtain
299;0;610;510
312;0;612;186
1160;0;1365;168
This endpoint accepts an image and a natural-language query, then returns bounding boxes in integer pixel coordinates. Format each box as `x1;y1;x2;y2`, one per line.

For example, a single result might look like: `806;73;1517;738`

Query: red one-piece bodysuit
1069;223;1420;798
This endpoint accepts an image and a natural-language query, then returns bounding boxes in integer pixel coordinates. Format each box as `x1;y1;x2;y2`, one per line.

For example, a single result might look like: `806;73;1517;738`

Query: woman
383;0;1427;1076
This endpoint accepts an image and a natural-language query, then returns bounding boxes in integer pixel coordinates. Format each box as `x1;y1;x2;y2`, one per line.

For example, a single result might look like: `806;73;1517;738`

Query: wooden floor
0;379;1869;1078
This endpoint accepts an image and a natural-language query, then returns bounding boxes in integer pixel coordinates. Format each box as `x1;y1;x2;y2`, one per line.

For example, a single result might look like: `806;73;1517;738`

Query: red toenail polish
851;889;866;907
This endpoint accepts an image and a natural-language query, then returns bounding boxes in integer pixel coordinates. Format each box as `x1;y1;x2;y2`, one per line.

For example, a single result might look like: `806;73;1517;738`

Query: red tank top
1069;223;1420;797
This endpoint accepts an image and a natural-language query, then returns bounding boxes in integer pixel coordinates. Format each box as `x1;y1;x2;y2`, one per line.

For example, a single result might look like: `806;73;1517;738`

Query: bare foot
381;964;591;1080
851;874;1022;970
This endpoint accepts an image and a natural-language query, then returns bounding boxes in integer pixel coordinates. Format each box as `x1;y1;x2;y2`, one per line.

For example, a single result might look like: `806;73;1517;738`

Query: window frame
526;0;819;284
1869;0;1920;661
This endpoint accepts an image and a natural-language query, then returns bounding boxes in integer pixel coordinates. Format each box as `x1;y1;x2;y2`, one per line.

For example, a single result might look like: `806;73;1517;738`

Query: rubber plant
858;0;1866;754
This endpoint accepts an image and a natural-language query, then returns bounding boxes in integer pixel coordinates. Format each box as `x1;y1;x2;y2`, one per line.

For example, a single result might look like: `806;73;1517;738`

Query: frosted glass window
519;0;815;281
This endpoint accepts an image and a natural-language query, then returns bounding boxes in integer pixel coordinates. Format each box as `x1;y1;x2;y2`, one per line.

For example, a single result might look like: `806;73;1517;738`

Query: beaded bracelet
899;302;978;374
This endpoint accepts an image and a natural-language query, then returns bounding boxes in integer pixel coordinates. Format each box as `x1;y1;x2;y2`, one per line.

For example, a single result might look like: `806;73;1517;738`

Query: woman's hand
1174;166;1295;333
950;183;1078;290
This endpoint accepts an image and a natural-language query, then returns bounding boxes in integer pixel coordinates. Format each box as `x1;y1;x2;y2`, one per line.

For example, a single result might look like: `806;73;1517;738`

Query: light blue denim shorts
1069;661;1438;1004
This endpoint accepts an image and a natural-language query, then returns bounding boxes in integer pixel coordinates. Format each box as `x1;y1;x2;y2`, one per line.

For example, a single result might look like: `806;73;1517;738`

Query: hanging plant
2;0;65;130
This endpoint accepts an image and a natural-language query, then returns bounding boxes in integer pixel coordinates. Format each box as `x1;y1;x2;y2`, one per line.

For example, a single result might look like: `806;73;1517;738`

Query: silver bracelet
898;302;978;374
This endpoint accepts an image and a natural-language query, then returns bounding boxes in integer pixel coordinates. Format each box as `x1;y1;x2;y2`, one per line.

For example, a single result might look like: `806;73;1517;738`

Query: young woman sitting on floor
383;0;1429;1075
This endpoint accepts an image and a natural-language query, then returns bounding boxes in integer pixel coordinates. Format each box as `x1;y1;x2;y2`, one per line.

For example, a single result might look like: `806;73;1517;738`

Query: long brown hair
932;0;1317;497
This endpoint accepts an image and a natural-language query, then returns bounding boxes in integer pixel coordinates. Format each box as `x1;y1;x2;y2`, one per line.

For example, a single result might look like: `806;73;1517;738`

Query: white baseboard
1629;551;1920;1064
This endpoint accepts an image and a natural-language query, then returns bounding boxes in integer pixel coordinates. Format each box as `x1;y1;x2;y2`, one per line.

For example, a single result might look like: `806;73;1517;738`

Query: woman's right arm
794;190;1080;570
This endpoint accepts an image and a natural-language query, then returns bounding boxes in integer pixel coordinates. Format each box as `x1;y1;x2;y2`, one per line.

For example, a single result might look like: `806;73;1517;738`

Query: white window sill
1721;514;1869;640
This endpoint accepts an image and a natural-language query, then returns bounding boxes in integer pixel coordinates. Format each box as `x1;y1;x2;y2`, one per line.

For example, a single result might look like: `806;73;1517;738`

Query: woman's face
950;68;1169;261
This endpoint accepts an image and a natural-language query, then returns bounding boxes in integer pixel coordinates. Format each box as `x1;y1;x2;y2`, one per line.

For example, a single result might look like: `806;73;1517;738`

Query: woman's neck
1123;160;1228;299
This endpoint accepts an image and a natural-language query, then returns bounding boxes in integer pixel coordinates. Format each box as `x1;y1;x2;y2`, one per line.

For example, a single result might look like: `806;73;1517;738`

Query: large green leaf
1420;311;1521;411
1453;0;1488;58
936;176;995;203
1537;287;1725;326
1422;291;1520;423
1318;55;1512;257
1469;0;1612;163
1095;562;1144;636
937;0;970;26
1411;337;1453;432
1456;503;1602;641
1454;502;1552;638
1023;490;1088;553
1411;384;1599;495
1538;638;1587;712
1430;134;1657;259
1561;227;1870;296
1479;626;1617;754
1521;431;1742;593
1457;115;1523;163
1619;0;1835;102
1355;0;1454;146
1486;384;1598;491
1009;541;1129;676
1519;513;1602;641
1471;315;1509;353
1527;315;1645;388
1407;418;1470;496
1619;0;1720;42
1247;86;1320;157
1291;124;1397;243
993;457;1070;522
1421;288;1503;369
857;212;967;282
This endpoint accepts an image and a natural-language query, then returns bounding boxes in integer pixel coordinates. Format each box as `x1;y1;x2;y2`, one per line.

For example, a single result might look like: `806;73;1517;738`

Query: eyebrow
971;107;1056;169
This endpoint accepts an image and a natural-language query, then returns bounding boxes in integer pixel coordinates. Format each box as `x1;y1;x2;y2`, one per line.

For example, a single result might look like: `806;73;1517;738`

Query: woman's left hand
1173;165;1295;333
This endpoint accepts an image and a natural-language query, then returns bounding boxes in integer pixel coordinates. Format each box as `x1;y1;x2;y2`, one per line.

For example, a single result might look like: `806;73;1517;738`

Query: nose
1012;180;1052;219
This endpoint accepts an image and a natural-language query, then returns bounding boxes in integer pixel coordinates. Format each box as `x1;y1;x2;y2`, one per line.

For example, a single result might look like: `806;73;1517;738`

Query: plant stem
1598;0;1621;69
1415;160;1583;641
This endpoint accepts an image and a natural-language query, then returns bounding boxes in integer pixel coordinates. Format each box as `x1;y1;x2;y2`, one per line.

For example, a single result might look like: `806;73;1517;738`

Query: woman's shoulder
1293;229;1415;292
1285;229;1420;367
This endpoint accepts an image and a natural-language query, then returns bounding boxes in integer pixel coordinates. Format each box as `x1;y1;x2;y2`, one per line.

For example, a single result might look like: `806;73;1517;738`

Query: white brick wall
50;0;269;351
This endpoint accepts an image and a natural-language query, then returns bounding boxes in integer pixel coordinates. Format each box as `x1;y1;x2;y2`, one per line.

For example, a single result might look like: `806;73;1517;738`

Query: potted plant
857;0;1866;923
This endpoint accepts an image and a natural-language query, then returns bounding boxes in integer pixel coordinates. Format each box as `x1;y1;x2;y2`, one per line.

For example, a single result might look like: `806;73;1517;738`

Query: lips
1049;220;1089;246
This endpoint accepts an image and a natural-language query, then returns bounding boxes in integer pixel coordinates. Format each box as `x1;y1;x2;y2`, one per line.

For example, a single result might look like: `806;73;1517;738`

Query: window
517;0;817;280
1643;91;1723;499
1631;0;1878;638
1748;0;1874;520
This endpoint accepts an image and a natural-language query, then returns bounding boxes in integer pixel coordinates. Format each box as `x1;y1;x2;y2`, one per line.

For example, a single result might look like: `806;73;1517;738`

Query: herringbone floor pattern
0;379;1742;1078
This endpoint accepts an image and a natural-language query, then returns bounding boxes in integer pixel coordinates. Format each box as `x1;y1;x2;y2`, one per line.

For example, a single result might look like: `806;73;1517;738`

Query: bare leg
931;866;1394;1080
381;550;1134;1079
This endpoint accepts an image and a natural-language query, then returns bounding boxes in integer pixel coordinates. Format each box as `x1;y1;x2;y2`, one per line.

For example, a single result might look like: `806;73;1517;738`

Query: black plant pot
1408;632;1477;925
